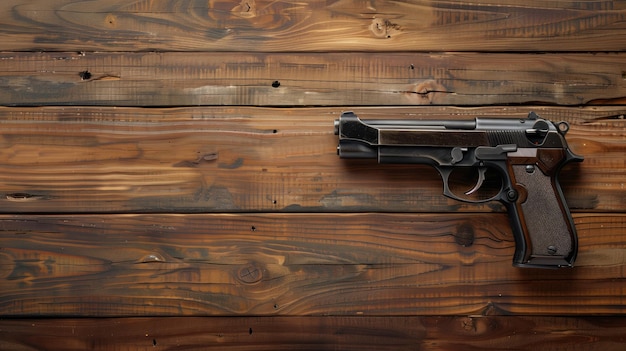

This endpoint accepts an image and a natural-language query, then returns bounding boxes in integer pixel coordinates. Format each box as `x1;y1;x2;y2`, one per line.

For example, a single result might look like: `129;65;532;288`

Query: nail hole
249;327;253;335
152;339;157;346
271;80;280;88
251;226;256;232
273;200;277;204
273;304;279;309
272;129;278;133
79;70;92;80
409;64;415;70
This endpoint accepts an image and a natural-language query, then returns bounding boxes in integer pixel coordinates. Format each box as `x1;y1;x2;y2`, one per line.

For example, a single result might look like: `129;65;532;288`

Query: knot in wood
454;223;475;247
461;317;476;332
369;18;400;39
237;264;263;284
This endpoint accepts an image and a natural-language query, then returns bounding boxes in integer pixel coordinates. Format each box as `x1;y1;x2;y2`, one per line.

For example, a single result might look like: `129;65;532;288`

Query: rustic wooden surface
0;106;622;213
0;213;624;317
0;52;625;106
1;316;626;351
0;0;625;350
1;0;626;52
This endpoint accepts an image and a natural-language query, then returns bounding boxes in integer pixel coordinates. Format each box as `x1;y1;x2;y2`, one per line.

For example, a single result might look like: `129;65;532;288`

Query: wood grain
0;52;625;106
1;316;625;351
1;0;625;52
1;0;625;347
0;106;622;213
0;213;624;317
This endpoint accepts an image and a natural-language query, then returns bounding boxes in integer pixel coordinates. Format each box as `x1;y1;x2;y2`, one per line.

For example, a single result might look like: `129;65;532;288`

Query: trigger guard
438;168;459;200
438;166;503;204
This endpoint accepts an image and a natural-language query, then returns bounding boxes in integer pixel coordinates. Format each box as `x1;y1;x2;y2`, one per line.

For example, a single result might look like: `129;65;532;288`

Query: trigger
465;167;487;196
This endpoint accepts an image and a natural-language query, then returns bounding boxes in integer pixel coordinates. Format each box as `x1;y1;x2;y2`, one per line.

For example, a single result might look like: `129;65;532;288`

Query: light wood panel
0;52;625;106
1;0;625;52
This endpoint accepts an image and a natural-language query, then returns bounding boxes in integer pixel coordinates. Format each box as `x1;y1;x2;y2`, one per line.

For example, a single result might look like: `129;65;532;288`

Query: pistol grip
505;163;578;268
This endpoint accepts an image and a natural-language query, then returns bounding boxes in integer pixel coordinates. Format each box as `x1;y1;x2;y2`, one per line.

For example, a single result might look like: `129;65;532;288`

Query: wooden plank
1;316;626;351
0;213;624;317
0;106;623;213
1;52;625;106
1;1;626;52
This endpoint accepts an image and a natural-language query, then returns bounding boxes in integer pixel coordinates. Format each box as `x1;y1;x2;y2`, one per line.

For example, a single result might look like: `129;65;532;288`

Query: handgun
334;111;583;268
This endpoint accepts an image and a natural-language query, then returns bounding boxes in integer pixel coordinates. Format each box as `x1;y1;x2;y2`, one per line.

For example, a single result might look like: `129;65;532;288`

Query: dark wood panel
0;213;623;316
1;1;625;52
1;316;626;351
0;52;625;106
0;106;622;213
